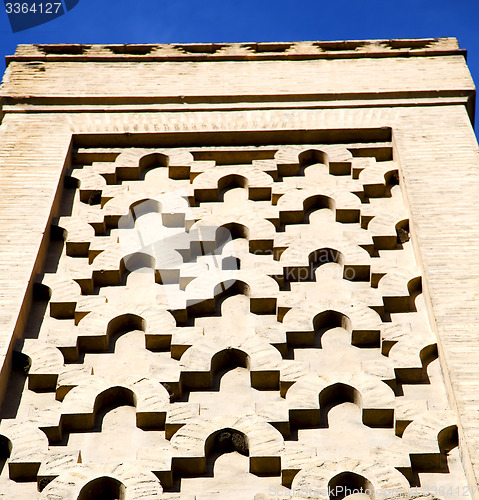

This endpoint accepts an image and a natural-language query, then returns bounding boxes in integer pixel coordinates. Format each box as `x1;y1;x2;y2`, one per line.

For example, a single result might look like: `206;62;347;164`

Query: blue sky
0;0;478;127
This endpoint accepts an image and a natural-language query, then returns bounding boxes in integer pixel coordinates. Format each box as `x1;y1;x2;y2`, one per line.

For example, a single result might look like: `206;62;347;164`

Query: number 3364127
5;3;62;14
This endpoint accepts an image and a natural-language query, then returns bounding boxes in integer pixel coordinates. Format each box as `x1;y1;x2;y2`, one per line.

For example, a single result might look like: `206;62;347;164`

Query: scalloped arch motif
0;137;467;498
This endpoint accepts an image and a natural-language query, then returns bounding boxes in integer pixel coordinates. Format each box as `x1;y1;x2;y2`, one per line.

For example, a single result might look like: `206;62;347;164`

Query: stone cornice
5;38;464;64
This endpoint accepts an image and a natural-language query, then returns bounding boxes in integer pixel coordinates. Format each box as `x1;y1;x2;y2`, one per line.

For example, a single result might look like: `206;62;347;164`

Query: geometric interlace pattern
0;141;469;499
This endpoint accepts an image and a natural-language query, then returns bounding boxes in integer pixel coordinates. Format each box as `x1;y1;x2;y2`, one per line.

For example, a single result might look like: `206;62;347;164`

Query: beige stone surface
0;39;477;499
1;56;474;100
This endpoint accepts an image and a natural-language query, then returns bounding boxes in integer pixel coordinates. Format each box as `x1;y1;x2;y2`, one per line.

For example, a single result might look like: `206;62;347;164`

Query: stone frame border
0;105;478;493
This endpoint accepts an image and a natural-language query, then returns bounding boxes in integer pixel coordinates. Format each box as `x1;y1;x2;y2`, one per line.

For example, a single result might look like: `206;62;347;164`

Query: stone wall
0;40;477;500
